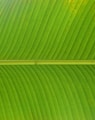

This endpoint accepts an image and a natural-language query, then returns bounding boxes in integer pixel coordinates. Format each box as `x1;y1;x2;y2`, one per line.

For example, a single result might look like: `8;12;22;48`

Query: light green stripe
0;60;95;65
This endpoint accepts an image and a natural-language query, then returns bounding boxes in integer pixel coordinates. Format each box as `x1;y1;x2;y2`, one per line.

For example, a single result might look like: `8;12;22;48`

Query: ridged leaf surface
0;65;95;120
0;0;95;60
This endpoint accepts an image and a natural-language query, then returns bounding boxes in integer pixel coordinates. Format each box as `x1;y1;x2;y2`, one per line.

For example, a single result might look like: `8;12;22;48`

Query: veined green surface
0;0;95;60
0;0;95;120
0;65;95;120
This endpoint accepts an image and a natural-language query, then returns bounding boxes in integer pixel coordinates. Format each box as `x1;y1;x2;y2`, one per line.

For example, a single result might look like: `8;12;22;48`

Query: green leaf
0;65;95;120
0;0;95;60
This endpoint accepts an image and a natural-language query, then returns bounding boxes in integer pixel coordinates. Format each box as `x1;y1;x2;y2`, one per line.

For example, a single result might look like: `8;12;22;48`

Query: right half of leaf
0;65;95;120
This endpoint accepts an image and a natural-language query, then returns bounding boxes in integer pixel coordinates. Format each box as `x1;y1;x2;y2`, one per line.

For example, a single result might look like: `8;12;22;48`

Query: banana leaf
0;0;95;60
0;65;95;120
